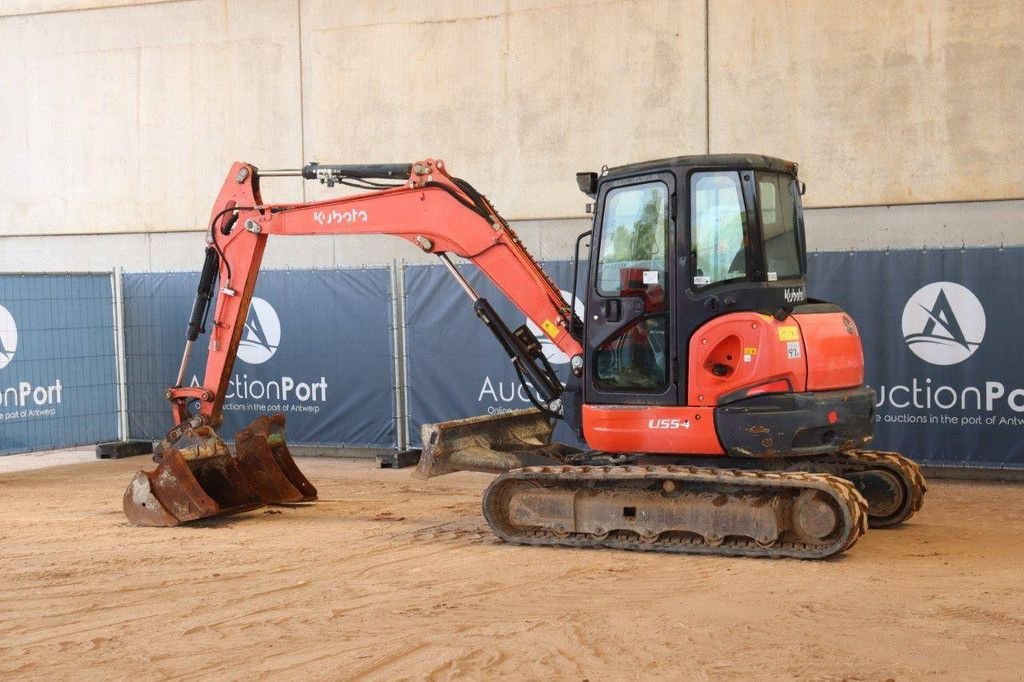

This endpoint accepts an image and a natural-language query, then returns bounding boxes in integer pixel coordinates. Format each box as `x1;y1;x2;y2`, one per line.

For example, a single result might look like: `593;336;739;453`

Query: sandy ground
1;456;1023;681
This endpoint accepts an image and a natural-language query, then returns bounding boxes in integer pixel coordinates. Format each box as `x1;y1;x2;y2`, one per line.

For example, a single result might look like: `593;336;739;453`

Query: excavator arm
125;159;585;526
170;159;583;428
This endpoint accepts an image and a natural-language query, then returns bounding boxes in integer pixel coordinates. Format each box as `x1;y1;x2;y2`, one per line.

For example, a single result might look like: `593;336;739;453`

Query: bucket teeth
122;415;318;526
235;415;317;504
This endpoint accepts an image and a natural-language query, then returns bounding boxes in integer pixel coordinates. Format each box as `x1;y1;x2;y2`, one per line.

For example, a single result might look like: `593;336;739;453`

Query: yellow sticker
541;320;560;338
778;326;800;341
744;347;758;356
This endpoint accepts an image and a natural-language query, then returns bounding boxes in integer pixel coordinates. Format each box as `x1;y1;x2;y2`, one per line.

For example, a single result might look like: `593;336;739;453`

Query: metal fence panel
124;268;396;447
0;274;119;454
808;247;1024;469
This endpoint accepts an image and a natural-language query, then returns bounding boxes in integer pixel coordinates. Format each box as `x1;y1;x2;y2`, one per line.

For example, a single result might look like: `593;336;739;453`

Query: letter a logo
902;282;985;365
0;304;17;370
238;297;281;365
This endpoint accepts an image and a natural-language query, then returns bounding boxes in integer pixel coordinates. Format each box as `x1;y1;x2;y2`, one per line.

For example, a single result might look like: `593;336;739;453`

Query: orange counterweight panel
686;312;808;407
582;405;724;455
793;312;865;391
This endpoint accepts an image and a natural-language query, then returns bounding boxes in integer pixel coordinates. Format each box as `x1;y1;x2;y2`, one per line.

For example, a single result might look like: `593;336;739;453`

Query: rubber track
786;450;927;528
482;465;869;560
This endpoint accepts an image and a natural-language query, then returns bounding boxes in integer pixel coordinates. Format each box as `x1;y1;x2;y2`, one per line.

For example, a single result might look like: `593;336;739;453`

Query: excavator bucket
123;425;263;526
123;415;316;526
234;415;317;503
414;408;578;479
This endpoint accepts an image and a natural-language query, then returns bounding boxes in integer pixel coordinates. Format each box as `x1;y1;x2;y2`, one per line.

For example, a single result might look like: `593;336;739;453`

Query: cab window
690;171;747;288
595;317;667;390
756;172;802;280
596;182;669;298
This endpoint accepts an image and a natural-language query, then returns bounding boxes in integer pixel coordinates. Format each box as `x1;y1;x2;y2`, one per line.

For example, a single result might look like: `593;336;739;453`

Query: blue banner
0;274;119;455
124;269;396;447
809;247;1024;469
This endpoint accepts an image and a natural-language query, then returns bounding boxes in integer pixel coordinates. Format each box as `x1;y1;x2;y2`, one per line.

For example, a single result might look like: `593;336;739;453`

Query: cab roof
603;154;798;180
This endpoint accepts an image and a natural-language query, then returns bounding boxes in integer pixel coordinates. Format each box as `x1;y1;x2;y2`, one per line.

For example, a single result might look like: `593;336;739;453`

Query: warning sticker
693;275;711;286
643;270;659;285
787;341;801;359
541;320;560;338
778;326;800;341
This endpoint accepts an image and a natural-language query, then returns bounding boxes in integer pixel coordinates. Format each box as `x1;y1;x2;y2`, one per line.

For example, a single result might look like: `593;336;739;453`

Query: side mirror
799;181;807;196
576;172;598;198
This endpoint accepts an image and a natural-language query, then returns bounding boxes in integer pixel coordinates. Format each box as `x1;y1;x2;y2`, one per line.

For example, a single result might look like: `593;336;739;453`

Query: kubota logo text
0;304;16;370
313;209;368;226
238;297;281;365
902;282;985;366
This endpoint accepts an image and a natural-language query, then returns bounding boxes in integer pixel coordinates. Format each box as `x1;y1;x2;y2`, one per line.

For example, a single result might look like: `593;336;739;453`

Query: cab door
585;172;679;406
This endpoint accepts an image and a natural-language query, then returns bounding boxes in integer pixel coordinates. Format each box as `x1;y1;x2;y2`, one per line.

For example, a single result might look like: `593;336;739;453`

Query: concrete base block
96;440;154;459
376;449;422;469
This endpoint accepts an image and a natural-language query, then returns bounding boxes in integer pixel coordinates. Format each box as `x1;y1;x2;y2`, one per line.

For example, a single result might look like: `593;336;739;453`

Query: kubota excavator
123;155;926;559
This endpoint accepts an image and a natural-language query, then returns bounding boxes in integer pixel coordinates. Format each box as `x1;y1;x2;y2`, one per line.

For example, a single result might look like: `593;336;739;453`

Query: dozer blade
414;408;578;479
123;425;264;526
234;414;317;503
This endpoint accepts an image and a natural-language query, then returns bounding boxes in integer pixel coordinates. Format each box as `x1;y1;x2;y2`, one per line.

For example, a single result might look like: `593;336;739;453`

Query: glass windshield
596;182;669;298
594;181;670;392
690;171;747;288
757;172;802;280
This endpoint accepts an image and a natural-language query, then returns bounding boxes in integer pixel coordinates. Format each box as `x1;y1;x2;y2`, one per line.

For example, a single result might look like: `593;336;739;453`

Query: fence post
111;267;130;441
399;261;412;449
389;260;410;451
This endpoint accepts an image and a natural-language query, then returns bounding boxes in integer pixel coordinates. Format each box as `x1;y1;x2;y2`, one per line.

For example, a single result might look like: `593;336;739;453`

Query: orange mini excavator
123;155;926;559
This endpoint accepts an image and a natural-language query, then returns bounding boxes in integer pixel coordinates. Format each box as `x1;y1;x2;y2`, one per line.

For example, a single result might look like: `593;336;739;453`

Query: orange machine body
581;310;867;455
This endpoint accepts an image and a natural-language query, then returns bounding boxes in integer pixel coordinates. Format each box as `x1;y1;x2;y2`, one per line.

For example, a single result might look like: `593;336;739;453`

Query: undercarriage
413;409;926;558
483;465;868;559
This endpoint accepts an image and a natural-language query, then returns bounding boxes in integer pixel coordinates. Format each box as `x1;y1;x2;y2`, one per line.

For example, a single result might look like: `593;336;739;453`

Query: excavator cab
503;155;868;459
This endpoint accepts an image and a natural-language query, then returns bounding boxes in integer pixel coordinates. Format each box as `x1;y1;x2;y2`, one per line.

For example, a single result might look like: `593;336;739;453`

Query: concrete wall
1;0;1022;272
710;0;1024;207
0;0;303;239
